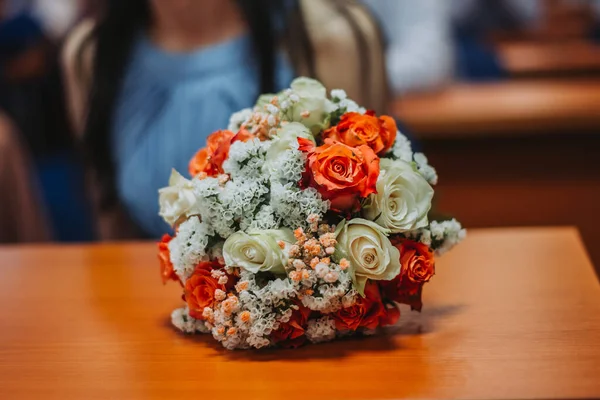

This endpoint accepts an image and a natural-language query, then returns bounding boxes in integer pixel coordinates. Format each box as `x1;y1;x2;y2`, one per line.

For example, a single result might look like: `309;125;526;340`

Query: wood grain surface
0;227;599;400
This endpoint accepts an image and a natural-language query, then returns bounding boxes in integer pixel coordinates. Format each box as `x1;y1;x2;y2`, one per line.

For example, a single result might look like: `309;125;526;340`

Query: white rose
263;122;313;171
158;169;199;226
223;229;295;274
335;219;401;295
363;159;433;233
270;122;313;154
290;77;332;133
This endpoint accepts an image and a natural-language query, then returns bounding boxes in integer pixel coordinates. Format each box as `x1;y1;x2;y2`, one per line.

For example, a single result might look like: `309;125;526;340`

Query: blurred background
0;0;598;274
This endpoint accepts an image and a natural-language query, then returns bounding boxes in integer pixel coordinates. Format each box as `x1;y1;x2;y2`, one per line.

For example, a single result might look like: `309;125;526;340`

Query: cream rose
290;77;332;133
264;122;313;169
158;169;199;226
223;229;295;274
362;158;433;233
335;219;401;295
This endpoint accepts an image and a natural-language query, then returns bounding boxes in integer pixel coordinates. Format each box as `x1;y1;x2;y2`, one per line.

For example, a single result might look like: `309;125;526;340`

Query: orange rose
158;234;178;284
184;261;225;319
270;305;311;348
323;111;397;155
231;128;255;143
380;240;435;311
333;281;399;331
189;130;235;177
299;137;380;213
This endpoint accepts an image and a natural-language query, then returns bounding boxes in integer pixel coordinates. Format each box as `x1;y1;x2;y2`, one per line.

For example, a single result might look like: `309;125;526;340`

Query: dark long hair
81;0;289;208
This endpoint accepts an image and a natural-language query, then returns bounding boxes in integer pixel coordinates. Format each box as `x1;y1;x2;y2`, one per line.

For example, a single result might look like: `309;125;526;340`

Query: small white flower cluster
390;131;438;186
391;131;413;163
177;221;362;349
406;218;466;256
220;179;271;232
298;265;355;314
171;307;210;334
430;219;467;256
303;285;357;314
169;218;212;281
191;176;271;239
305;316;337;343
270;182;330;231
168;167;330;279
227;107;253;132
245;89;303;138
329;89;366;115
414;152;438;185
286;224;358;314
247;204;279;231
223;139;270;179
201;270;299;350
268;147;306;184
275;88;301;117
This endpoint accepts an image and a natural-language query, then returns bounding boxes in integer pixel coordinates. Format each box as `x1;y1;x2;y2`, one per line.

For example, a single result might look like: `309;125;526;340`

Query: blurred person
360;0;454;95
451;0;600;79
451;0;540;35
63;0;387;240
453;0;600;38
0;0;93;242
0;0;81;156
451;0;539;80
0;112;50;242
2;0;82;41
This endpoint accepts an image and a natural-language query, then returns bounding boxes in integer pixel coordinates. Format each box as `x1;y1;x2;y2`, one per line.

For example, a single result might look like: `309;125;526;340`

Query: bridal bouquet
158;78;465;349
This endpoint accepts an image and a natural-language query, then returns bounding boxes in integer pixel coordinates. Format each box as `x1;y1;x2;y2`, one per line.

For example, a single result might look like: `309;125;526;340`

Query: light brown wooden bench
497;40;600;77
393;79;600;138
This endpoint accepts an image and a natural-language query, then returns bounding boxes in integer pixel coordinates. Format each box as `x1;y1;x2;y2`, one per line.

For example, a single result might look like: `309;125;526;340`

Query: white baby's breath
414;152;438;185
306;317;337;343
330;89;347;100
391;130;413;163
171;307;209;334
405;218;466;256
227;108;253;131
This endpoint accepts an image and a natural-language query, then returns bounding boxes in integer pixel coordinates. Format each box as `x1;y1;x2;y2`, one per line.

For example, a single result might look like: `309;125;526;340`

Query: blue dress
112;35;295;237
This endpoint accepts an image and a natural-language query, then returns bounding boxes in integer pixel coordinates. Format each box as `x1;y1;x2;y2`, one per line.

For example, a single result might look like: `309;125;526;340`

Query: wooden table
1;227;599;399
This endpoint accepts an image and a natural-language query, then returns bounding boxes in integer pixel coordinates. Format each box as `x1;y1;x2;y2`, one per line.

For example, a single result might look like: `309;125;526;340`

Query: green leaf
333;218;346;237
353;275;367;297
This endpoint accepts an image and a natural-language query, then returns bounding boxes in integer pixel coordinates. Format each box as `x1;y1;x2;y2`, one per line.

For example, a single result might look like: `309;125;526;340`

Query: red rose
380;240;435;311
333;281;399;331
270;305;311;348
298;137;379;213
184;261;225;319
158;234;178;284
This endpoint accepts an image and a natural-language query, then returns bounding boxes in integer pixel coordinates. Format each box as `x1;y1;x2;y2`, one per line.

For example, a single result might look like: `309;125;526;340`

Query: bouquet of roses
158;77;465;349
